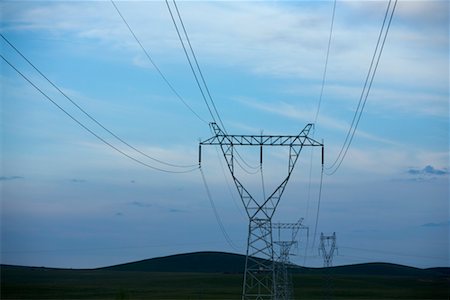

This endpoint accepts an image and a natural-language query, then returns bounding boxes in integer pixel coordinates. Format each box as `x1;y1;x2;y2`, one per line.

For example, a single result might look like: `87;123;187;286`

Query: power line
165;0;264;176
235;157;260;175
199;166;241;252
306;0;336;254
314;0;337;124
214;145;246;219
165;0;263;176
110;0;208;125
1;33;198;169
326;0;397;175
311;162;325;249
260;164;267;201
164;0;217;125
1;54;198;174
170;0;226;131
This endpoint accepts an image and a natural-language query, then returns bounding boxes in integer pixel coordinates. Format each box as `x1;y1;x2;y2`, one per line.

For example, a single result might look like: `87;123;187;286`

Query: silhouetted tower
200;123;323;300
273;219;308;300
319;232;337;267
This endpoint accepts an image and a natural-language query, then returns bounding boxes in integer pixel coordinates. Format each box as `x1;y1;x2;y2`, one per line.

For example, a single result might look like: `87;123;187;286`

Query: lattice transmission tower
318;232;337;267
200;122;323;300
273;218;309;300
318;232;337;300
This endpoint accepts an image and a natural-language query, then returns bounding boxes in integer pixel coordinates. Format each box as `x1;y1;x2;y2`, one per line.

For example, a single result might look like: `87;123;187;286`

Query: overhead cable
314;0;337;124
214;146;246;218
165;0;260;174
1;33;198;169
110;0;208;125
164;0;217;125
169;0;226;130
311;162;325;250
199;166;241;251
326;0;397;175
1;54;198;174
307;0;337;254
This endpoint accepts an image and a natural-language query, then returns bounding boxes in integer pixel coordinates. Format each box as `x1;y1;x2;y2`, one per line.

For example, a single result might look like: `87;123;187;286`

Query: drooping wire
1;33;198;169
305;0;336;258
164;0;217;125
165;0;258;174
326;0;397;175
260;161;267;201
314;0;337;124
235;150;260;170
170;0;226;131
1;54;198;174
303;227;310;266
199;166;241;251
235;157;260;175
110;0;208;125
311;162;324;249
214;146;246;219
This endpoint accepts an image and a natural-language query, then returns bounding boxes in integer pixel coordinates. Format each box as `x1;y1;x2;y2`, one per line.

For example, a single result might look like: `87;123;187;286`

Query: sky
0;0;448;269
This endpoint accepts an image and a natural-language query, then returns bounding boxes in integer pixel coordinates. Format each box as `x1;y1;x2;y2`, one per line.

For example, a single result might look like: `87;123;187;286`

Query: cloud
407;165;449;176
71;179;86;183
169;208;185;213
128;201;152;208
0;176;24;181
421;221;450;228
236;96;397;145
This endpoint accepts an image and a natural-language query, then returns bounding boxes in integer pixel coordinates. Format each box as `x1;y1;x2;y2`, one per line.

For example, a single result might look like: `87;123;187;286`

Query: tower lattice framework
273;219;308;300
200;123;323;300
319;232;337;267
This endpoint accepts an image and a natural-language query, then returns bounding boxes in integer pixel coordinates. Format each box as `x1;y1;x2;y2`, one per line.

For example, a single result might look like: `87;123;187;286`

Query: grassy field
1;265;449;299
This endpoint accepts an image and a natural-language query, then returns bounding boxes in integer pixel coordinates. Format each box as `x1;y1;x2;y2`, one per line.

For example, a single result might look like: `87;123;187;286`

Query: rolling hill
2;252;448;299
97;251;448;278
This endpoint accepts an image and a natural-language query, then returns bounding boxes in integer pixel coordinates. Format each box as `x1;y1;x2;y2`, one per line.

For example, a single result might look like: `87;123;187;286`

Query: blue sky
1;0;448;269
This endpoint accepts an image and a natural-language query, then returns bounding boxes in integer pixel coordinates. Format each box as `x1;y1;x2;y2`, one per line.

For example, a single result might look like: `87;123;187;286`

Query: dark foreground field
1;252;449;299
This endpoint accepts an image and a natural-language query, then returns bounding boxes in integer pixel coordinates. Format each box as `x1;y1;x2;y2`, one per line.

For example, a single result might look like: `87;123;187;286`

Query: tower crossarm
200;123;322;147
198;122;324;300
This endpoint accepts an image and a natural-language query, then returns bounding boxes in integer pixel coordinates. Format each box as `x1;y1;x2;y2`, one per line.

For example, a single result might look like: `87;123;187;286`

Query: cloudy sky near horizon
1;0;448;269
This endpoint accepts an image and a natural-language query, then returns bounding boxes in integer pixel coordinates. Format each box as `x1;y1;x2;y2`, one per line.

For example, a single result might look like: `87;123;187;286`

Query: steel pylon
319;232;337;267
273;219;308;300
200;123;323;300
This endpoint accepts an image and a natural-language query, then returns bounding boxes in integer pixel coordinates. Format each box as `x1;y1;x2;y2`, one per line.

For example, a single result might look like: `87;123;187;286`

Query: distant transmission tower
273;218;308;300
318;232;337;300
200;123;323;300
318;232;337;267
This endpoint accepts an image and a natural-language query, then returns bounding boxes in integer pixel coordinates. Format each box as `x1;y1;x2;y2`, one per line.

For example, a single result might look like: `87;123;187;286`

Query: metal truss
319;232;337;267
200;123;323;300
273;219;308;300
319;232;337;300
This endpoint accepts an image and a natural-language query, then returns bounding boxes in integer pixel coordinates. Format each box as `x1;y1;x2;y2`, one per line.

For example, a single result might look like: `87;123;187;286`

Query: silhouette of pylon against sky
319;232;337;300
273;218;308;300
319;232;337;267
200;123;323;300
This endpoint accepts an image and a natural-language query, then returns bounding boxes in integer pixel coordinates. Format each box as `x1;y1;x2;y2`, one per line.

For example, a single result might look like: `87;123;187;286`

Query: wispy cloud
236;96;398;145
0;176;24;181
407;165;449;176
128;201;152;208
421;221;450;228
71;178;86;183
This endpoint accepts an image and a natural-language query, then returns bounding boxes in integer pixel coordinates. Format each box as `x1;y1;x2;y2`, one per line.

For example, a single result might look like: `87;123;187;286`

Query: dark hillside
303;262;447;277
2;252;448;299
426;267;450;276
100;251;448;278
100;251;248;273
